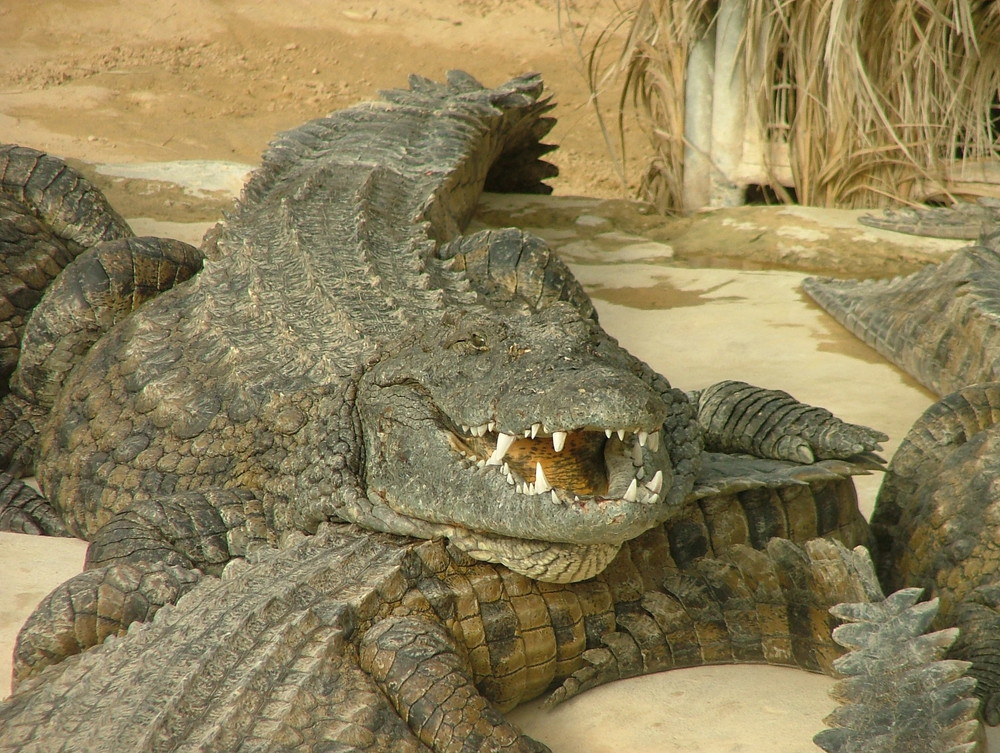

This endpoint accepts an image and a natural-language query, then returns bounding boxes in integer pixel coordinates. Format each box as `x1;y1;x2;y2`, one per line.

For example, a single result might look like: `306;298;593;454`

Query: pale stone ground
1;160;995;750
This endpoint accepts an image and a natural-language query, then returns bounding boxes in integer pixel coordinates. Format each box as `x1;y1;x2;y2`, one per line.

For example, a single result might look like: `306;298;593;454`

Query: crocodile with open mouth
0;72;974;751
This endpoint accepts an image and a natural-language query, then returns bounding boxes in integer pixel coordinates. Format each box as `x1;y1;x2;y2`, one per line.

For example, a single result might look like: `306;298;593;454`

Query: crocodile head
356;301;699;582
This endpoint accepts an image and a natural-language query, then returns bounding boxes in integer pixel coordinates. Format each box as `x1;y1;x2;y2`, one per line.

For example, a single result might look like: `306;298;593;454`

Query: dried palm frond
582;0;1000;211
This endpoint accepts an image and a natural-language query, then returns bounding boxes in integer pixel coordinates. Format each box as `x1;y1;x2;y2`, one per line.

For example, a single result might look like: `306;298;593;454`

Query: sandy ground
0;1;995;751
1;0;649;202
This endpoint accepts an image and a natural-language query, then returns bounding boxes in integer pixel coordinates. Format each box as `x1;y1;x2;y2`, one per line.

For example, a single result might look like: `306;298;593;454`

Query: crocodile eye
444;331;490;353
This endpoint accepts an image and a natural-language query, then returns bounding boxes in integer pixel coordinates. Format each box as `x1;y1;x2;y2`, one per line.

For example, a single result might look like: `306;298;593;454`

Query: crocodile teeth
605;429;613;439
616;429;626;441
488;420;496;432
648;431;660;452
534;462;552;494
638;430;648;447
645;470;663;495
631;441;644;466
552;431;567;452
550;490;561;504
531;422;541;439
487;432;517;466
623;477;638;503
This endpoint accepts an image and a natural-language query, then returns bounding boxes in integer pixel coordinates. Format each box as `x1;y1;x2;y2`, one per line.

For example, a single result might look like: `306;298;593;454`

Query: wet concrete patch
587;279;742;310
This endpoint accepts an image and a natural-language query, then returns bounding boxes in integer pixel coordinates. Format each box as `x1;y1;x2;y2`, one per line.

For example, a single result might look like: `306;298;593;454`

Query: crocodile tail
857;200;1000;240
236;72;557;246
803;246;1000;396
0;145;134;385
391;70;558;196
871;383;1000;724
815;590;981;753
545;538;882;706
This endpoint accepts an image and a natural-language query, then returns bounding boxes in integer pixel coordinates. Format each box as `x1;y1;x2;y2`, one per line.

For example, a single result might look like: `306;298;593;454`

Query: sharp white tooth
479;424;491;437
462;425;470;434
507;475;516;486
524;429;531;438
487;433;517;466
638;430;648;447
645;470;663;494
632;443;644;466
623;477;638;502
617;429;626;441
516;483;524;494
527;482;535;495
636;467;646;480
649;431;660;452
551;490;561;504
531;422;541;439
534;462;552;493
476;459;486;469
552;431;567;452
488;420;496;432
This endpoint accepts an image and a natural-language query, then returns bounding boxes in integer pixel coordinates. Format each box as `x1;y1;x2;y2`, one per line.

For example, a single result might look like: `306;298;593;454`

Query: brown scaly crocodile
807;207;1000;726
0;72;979;751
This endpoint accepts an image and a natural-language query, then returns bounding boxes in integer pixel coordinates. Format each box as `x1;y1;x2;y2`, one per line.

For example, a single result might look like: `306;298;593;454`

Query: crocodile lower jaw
445;526;623;583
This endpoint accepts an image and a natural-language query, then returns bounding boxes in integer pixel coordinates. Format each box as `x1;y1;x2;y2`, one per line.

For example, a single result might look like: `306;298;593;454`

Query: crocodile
805;207;1000;724
803;228;1000;397
0;72;976;750
0;515;980;752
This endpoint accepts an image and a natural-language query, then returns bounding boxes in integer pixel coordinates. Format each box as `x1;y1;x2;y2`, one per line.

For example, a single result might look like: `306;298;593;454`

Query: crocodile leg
690;380;887;464
11;488;269;685
11;560;201;689
0;472;68;536
360;615;549;753
0;144;134;383
0;235;202;477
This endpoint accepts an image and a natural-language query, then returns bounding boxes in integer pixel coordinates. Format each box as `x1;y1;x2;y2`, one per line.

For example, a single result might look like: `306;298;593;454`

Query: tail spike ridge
445;69;484;92
814;590;982;753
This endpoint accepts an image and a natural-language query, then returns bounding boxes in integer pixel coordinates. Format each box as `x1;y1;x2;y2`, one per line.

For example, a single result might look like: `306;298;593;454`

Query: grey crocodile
857;198;1000;240
0;72;977;750
803;228;1000;397
806;206;1000;725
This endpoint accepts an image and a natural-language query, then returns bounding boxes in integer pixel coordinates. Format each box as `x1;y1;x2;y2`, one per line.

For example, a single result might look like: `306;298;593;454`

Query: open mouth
447;421;664;506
